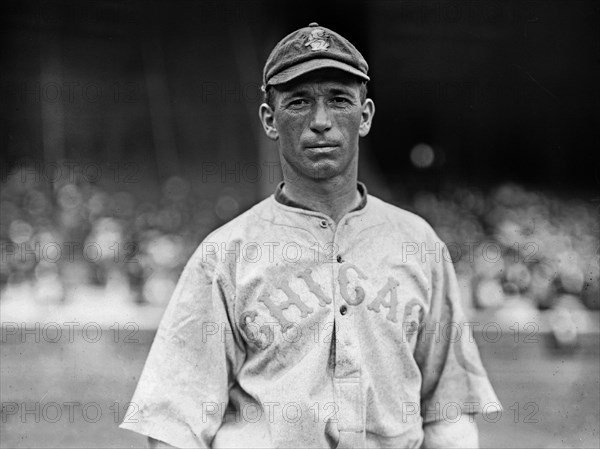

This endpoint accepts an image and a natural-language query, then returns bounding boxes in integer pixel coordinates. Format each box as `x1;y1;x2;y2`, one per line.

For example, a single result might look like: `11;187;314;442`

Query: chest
231;229;432;353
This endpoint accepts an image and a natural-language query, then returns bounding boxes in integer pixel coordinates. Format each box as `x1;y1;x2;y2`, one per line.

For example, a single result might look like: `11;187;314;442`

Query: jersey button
336;255;343;263
319;219;328;228
340;305;348;315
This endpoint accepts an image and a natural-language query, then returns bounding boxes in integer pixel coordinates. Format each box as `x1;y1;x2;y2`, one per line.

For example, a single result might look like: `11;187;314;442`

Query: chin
305;163;341;181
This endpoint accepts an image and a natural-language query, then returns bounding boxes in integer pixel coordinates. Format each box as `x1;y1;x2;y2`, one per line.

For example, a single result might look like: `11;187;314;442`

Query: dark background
2;0;599;198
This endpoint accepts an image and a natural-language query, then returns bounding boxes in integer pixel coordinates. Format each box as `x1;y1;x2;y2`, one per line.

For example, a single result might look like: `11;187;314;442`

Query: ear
259;103;279;141
359;98;375;137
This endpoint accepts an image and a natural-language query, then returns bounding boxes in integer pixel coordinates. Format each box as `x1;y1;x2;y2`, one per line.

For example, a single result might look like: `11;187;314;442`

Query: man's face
260;69;374;183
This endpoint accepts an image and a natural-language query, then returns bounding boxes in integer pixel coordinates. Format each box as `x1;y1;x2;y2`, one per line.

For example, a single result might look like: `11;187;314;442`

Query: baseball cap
262;22;369;90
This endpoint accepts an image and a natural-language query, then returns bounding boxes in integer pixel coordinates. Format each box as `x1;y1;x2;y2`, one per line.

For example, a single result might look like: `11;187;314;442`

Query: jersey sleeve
119;248;243;448
414;237;502;424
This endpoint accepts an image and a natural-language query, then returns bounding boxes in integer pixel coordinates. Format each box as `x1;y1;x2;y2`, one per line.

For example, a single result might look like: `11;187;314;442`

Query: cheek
275;114;307;143
334;113;362;139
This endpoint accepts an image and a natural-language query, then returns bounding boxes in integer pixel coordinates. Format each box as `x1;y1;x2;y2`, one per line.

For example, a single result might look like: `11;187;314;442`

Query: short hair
264;81;368;110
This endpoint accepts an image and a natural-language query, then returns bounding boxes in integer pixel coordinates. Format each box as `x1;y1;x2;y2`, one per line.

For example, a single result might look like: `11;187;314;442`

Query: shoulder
366;194;441;244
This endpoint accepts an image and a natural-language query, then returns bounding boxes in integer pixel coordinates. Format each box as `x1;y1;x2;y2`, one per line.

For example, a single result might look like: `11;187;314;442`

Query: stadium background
1;1;598;447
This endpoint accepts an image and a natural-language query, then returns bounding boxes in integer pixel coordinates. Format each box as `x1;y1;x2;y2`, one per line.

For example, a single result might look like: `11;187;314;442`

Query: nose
309;100;332;133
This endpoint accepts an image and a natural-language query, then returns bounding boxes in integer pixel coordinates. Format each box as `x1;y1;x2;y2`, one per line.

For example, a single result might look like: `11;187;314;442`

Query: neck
281;172;360;223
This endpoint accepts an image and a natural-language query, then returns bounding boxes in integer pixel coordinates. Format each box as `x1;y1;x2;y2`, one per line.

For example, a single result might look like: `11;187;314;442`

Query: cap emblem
305;29;329;51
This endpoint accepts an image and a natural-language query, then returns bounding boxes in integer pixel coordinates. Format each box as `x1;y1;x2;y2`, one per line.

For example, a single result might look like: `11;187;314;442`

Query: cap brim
267;58;369;86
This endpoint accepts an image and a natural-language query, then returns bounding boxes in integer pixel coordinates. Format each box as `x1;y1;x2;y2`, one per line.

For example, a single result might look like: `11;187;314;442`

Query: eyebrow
328;87;356;96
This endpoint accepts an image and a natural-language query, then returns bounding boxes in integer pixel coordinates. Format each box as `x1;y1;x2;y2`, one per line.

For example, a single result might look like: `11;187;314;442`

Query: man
120;23;501;448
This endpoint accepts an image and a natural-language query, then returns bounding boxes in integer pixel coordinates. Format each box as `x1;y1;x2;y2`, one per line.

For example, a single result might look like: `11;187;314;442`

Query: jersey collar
274;181;368;213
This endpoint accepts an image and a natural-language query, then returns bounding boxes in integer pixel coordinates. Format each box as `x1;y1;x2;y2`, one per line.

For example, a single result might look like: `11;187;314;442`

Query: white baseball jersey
120;183;500;448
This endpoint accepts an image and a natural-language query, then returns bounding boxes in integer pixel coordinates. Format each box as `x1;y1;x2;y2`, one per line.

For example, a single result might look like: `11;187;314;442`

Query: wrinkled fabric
120;190;500;448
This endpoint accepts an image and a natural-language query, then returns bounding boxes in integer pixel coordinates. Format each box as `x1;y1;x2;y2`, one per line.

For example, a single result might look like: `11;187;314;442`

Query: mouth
305;143;339;152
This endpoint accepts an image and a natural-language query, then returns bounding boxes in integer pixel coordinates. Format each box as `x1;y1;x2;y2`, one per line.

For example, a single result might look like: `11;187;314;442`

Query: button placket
330;224;363;436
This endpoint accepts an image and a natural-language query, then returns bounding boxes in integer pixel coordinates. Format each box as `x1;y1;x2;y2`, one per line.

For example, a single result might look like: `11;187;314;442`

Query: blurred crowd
0;161;248;309
410;184;599;313
1;162;598;316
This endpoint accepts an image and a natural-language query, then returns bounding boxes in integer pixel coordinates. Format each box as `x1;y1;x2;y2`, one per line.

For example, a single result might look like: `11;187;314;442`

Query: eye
288;98;310;108
332;97;351;105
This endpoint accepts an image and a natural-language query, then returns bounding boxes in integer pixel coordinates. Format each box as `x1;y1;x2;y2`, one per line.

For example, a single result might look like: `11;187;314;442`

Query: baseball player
120;23;501;448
